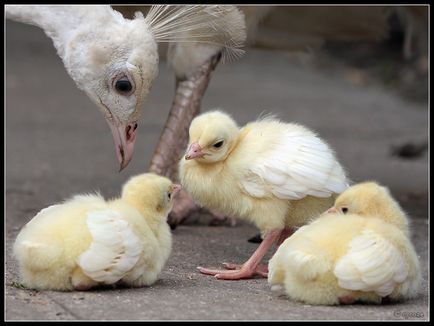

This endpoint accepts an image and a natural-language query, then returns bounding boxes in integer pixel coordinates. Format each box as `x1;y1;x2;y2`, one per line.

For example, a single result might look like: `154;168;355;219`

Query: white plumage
239;125;348;201
77;210;143;284
334;229;408;297
6;5;245;169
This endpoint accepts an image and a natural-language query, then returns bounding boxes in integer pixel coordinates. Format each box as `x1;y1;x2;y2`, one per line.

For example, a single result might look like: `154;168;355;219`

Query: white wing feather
144;5;246;63
334;229;409;296
240;129;348;200
77;210;143;284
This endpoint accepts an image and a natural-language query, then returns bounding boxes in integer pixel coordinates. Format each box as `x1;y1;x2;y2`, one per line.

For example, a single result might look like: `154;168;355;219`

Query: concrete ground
5;20;429;321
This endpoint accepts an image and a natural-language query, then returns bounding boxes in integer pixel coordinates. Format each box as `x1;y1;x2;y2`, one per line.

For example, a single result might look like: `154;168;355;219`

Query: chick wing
240;129;348;200
334;228;408;296
77;210;143;284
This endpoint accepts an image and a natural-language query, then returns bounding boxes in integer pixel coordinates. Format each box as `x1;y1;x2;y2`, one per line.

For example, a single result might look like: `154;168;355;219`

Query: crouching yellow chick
13;173;180;291
268;181;421;305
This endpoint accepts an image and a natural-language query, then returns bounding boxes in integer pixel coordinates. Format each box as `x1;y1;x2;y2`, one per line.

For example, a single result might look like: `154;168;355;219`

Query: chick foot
197;264;268;279
222;262;268;273
198;262;269;278
197;229;281;280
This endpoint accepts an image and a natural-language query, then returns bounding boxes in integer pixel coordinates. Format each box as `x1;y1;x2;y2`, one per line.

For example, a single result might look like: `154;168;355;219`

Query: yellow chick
13;173;180;291
179;110;349;280
268;181;421;305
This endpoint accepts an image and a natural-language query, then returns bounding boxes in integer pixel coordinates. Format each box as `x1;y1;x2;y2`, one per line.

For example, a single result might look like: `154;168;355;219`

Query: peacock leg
149;53;221;228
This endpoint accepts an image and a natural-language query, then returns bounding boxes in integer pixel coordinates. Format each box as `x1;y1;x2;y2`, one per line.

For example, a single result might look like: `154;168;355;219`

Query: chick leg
208;227;293;277
248;227;295;245
275;227;296;248
148;53;222;228
197;229;281;280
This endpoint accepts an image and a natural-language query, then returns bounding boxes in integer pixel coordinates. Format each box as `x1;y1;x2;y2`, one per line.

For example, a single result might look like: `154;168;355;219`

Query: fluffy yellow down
268;182;421;305
180;110;347;234
13;173;174;291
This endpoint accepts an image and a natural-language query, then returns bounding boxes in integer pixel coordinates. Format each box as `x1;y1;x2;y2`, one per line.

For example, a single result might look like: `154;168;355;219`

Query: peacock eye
114;76;134;95
213;140;224;148
341;207;348;214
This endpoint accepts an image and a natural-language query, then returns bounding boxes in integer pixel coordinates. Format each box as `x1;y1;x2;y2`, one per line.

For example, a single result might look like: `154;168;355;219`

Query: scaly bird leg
220;227;295;275
148;53;222;228
248;226;295;246
197;229;282;280
275;227;296;249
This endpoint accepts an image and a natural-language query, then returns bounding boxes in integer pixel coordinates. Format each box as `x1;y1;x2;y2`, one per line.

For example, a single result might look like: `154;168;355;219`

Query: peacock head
62;10;159;171
59;5;245;171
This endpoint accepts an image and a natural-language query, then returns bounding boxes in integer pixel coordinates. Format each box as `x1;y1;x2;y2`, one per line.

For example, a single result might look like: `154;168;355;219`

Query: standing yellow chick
13;173;180;291
179;110;349;280
268;182;421;305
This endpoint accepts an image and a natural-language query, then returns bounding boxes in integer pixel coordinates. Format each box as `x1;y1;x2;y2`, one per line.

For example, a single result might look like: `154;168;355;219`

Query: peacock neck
6;5;117;58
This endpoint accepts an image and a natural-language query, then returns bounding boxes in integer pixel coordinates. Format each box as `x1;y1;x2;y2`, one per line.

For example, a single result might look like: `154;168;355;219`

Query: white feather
240;127;348;200
145;5;246;64
77;210;143;284
334;229;409;296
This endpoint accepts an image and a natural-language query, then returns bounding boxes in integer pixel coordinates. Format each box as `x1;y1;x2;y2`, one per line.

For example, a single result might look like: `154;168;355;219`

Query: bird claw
197;266;254;280
197;263;268;280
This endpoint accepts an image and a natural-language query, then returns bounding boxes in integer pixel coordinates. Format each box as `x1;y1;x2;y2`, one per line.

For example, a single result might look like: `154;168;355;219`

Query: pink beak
172;184;182;197
324;207;338;214
107;118;138;171
185;142;205;160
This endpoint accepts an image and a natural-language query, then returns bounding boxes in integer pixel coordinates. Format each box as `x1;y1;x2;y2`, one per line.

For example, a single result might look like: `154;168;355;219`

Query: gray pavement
5;21;429;321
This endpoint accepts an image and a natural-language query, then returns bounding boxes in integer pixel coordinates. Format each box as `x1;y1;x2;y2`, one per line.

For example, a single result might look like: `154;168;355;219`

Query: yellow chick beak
185;142;205;160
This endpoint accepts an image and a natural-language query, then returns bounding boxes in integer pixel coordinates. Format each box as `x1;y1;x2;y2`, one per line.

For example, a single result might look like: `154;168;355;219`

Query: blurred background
6;5;428;223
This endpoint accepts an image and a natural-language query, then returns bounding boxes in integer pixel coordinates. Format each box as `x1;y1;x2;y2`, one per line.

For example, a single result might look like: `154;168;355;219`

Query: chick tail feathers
13;239;62;271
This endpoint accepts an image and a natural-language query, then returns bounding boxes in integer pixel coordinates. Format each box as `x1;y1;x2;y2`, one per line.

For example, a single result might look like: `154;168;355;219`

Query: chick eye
167;192;171;200
213;140;224;148
114;76;133;95
341;207;348;214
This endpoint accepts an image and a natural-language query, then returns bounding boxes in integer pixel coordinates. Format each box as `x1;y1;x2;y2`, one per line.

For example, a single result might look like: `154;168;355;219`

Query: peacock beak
107;118;138;171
